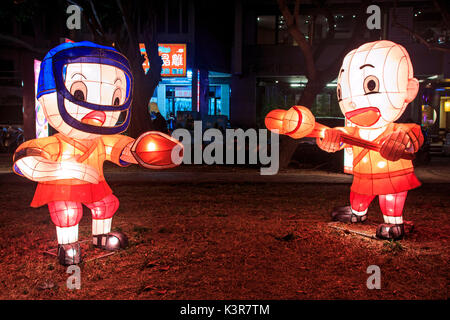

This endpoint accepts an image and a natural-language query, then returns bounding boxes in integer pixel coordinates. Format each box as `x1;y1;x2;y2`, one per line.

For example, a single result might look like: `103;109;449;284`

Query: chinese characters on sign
139;43;187;77
159;43;187;77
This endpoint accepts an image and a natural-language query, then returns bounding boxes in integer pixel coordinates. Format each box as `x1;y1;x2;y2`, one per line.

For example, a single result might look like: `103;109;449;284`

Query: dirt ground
0;167;448;300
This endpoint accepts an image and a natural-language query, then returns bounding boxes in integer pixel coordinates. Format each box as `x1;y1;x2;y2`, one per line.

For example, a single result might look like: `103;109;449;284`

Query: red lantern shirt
13;134;134;207
342;123;423;196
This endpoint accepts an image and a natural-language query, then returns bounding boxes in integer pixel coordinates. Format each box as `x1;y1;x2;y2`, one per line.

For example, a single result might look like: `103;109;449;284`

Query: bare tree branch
70;0;107;43
393;0;450;53
432;0;450;31
116;0;140;59
277;0;317;80
319;1;367;80
293;0;300;25
0;34;46;54
313;8;336;61
88;0;105;36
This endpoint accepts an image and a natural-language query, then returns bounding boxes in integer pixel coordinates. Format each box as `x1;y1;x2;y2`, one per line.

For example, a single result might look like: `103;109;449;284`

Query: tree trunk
124;40;162;138
278;80;323;169
126;62;153;138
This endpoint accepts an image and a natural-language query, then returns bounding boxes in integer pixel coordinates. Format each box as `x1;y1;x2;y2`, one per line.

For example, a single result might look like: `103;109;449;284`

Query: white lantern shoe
57;242;82;265
331;206;367;223
93;231;128;251
376;224;404;240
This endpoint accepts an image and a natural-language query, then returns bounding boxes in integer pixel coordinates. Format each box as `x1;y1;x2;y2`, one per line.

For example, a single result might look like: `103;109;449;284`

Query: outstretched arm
13;139;99;184
106;132;183;169
119;141;138;164
15;155;99;184
129;131;184;169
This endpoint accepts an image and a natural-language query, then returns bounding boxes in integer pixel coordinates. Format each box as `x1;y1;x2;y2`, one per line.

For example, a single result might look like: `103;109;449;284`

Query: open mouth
81;111;106;126
345;107;381;127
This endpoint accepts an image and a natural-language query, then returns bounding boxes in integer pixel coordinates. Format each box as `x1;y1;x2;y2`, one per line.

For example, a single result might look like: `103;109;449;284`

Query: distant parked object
0;126;24;153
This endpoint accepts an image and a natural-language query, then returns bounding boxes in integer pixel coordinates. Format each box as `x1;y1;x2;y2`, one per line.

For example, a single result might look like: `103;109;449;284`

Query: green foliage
382;240;405;254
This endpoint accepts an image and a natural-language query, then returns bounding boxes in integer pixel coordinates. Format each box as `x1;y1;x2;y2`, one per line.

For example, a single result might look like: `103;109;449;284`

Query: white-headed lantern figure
265;40;424;240
13;42;183;265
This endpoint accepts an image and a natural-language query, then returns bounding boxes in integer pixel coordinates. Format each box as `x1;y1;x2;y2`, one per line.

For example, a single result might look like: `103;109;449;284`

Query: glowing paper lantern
13;42;183;265
265;40;423;240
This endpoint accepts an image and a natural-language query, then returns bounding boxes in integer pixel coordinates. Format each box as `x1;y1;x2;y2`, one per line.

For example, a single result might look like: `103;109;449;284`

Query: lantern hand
379;129;413;162
316;129;343;153
265;109;289;134
130;131;184;169
265;106;316;139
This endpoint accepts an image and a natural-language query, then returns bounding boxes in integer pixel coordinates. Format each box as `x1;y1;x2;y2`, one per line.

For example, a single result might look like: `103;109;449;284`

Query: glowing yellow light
147;142;157;151
362;157;368;163
377;161;386;168
445;101;450;112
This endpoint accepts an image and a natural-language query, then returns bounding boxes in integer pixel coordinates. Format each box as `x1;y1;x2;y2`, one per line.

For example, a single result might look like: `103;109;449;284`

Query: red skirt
30;180;113;208
351;170;421;196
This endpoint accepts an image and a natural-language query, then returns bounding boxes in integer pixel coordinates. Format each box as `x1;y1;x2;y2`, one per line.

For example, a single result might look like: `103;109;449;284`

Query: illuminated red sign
159;43;187;77
139;43;150;74
139;43;187;77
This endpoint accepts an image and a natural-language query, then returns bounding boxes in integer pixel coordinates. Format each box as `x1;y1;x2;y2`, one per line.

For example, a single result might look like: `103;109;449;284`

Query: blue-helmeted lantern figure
38;41;133;137
13;42;183;265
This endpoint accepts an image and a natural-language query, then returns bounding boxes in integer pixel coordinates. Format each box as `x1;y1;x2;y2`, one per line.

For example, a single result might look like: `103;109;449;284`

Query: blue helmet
37;41;133;135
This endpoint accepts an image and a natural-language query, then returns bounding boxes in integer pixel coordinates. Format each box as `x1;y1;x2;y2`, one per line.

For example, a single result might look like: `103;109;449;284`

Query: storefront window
257;13;361;45
165;86;192;118
208;86;222;115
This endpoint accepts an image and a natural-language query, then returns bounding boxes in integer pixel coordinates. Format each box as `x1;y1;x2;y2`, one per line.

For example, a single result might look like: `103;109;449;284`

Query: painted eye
70;81;87;101
363;75;379;95
337;84;342;101
112;88;122;106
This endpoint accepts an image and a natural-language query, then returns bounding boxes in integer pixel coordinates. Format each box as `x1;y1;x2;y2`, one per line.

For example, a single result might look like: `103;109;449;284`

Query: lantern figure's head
37;41;133;140
337;40;419;128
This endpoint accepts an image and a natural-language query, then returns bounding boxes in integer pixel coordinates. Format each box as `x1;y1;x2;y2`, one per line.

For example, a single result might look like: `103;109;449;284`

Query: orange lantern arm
13;136;100;184
265;106;415;160
130;131;184;169
265;105;316;139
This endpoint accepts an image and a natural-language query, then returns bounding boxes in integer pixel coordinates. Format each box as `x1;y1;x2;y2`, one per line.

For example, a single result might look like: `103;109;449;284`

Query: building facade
231;0;450;137
0;0;449;142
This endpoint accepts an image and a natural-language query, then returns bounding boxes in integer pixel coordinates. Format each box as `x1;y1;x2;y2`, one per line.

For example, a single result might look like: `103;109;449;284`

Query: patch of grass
382;240;405;254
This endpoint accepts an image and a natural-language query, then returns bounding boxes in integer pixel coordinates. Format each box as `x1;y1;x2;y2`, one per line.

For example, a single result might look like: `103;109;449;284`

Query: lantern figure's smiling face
39;63;129;140
337;41;419;128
